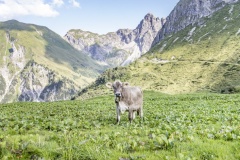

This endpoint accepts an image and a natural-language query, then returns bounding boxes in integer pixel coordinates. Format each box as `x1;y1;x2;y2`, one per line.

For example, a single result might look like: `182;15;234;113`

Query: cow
106;80;143;124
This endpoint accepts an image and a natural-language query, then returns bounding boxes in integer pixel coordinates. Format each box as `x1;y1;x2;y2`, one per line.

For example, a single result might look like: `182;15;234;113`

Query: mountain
64;13;165;67
152;0;238;46
0;20;105;103
76;0;240;99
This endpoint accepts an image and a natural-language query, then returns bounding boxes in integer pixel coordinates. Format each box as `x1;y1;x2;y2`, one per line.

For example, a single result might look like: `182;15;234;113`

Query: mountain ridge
152;0;239;46
0;20;105;103
64;13;165;67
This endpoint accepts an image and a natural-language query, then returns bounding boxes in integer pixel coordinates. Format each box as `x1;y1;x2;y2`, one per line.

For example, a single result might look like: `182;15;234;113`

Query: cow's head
106;80;129;103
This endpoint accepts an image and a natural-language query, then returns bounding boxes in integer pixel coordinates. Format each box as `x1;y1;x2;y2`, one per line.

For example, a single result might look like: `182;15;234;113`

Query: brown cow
106;80;143;124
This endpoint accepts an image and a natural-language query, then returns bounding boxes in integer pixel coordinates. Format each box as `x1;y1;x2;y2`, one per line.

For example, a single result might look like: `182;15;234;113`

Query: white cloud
0;0;59;19
0;0;81;20
52;0;64;7
69;0;80;8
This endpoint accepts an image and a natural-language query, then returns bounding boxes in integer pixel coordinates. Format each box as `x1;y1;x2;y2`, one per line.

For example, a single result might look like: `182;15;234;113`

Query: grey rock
18;62;77;102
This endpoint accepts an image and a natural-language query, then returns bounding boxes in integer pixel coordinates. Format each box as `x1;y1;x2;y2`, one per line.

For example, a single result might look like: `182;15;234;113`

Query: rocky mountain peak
136;13;163;32
144;13;158;21
152;0;239;46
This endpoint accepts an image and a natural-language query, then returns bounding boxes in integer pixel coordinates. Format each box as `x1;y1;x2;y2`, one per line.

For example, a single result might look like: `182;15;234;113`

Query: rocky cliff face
0;32;26;103
64;13;165;66
0;33;77;103
152;0;238;46
17;61;77;102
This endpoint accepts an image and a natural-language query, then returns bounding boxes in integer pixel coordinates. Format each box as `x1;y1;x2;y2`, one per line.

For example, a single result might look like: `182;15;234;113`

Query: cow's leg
128;111;133;123
132;111;136;120
116;107;120;124
139;107;144;121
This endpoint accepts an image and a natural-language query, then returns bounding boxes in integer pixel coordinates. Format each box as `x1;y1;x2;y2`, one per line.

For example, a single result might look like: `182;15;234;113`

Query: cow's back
121;86;143;106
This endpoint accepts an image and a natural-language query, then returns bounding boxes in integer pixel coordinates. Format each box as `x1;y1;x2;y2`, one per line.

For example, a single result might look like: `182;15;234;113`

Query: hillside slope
64;13;165;67
77;1;240;99
0;20;105;103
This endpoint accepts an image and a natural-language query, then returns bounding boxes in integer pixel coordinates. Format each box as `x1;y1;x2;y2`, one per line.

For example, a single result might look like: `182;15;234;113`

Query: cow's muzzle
115;93;121;97
115;93;121;103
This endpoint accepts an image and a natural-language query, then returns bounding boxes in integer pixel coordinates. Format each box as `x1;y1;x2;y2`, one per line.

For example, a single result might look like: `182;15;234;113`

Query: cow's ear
106;82;112;88
123;82;129;86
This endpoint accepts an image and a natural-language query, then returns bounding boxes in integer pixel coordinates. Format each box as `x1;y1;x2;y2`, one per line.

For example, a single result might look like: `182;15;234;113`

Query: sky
0;0;179;36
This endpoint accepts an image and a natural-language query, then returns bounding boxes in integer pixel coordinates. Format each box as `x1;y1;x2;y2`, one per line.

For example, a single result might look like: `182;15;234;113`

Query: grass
0;91;240;159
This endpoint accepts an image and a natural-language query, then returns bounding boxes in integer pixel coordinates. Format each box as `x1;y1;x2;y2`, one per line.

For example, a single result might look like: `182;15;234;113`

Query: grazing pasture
0;91;240;159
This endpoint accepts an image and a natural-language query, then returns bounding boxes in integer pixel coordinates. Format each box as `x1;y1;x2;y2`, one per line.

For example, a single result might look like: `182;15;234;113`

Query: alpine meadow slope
0;20;105;103
77;0;240;99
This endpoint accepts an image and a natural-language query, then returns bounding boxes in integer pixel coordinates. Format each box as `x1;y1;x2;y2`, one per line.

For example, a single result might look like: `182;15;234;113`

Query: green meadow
1;91;239;160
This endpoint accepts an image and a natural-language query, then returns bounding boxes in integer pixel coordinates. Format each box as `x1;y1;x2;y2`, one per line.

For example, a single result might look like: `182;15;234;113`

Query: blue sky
0;0;179;36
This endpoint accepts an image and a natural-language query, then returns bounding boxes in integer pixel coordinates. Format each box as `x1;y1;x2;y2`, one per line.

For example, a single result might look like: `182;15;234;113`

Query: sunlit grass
1;91;240;159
